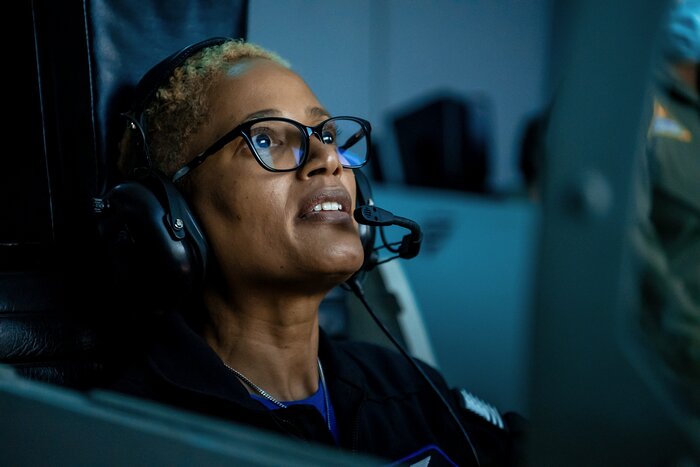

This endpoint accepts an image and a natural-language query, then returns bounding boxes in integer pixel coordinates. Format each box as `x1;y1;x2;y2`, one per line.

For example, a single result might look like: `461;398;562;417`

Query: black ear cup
99;38;228;311
354;169;378;273
97;170;208;310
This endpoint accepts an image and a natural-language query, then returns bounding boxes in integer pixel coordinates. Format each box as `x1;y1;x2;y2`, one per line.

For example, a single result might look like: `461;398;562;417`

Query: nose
299;133;343;178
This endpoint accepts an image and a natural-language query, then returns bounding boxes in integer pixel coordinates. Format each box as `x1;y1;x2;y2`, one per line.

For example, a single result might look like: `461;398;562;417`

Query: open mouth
299;189;353;220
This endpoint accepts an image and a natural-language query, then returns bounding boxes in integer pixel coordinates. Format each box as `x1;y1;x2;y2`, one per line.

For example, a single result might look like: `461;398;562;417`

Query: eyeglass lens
248;118;368;170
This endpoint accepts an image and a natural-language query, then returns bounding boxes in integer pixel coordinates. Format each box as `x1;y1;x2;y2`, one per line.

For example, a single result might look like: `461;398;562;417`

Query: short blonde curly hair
118;39;289;183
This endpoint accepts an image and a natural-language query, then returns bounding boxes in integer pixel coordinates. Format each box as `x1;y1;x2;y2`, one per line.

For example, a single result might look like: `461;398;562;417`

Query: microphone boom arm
354;205;423;260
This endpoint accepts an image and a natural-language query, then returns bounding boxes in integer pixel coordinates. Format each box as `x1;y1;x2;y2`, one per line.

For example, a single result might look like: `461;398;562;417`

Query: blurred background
248;0;553;195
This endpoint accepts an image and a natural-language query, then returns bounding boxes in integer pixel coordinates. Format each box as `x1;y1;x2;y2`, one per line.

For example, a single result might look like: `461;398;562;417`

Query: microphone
354;205;423;259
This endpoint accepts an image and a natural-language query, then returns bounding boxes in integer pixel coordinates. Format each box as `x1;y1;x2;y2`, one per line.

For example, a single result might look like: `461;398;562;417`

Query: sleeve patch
457;388;505;430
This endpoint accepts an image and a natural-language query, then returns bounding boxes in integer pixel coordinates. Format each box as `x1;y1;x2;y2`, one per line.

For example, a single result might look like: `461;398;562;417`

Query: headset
96;36;380;302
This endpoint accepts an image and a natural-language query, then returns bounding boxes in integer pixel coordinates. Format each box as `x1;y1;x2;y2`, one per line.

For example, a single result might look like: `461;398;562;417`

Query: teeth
313;202;342;212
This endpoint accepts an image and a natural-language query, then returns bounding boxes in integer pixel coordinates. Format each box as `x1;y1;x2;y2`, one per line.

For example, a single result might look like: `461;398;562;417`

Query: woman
104;37;523;466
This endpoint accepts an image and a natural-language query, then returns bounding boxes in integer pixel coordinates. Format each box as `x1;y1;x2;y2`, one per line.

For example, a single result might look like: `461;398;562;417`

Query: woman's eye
253;133;272;149
321;131;335;144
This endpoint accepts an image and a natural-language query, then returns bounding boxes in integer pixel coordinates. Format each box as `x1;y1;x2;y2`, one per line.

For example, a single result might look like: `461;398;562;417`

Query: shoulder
331;339;514;428
331;339;529;465
332;338;445;397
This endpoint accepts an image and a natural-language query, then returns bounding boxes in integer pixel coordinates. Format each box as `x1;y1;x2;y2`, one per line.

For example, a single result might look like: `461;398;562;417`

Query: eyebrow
241;106;331;123
241;109;281;121
307;106;331;119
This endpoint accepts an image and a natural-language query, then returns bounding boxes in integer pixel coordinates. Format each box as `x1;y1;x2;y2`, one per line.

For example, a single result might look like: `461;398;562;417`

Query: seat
1;0;249;390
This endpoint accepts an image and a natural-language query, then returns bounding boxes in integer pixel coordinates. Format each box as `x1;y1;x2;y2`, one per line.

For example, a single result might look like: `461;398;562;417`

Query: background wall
248;0;554;193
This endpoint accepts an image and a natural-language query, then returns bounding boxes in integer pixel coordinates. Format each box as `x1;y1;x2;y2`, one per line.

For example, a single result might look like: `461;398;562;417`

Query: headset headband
127;37;232;124
121;37;231;171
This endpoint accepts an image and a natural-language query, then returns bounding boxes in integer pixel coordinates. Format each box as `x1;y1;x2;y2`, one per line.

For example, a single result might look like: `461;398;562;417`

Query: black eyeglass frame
171;115;372;182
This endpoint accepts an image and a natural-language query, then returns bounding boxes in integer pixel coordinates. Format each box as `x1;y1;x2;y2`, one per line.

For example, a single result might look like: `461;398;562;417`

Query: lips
298;188;353;219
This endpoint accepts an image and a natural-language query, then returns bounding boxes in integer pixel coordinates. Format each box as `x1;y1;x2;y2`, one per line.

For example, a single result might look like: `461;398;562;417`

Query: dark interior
1;0;249;389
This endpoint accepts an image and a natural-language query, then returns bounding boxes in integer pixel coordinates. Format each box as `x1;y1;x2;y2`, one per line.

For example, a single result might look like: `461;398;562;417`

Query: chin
314;252;364;282
335;249;365;275
293;268;352;296
322;259;364;279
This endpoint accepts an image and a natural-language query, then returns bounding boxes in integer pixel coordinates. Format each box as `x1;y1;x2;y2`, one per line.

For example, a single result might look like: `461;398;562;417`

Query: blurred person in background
636;0;699;414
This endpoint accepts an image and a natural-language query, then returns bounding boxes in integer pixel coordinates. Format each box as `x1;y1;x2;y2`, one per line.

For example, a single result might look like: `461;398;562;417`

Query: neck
202;289;324;401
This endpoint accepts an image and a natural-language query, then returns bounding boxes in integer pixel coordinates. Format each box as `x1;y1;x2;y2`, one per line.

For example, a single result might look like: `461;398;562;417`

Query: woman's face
188;59;365;293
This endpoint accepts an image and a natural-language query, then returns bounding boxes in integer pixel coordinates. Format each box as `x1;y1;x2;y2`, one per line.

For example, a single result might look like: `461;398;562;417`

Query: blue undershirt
250;383;339;444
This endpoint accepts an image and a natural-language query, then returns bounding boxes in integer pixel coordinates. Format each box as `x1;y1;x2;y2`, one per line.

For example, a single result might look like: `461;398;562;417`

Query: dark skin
185;58;365;401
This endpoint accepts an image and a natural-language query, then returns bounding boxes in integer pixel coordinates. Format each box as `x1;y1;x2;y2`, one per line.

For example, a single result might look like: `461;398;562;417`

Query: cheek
200;164;262;220
215;181;289;242
195;183;284;273
190;173;249;242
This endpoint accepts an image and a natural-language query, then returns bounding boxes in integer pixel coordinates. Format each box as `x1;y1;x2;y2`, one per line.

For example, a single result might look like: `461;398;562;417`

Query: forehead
210;59;322;121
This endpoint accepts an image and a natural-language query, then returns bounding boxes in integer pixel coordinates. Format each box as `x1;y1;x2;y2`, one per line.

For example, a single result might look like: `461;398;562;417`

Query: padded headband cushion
128;36;232;124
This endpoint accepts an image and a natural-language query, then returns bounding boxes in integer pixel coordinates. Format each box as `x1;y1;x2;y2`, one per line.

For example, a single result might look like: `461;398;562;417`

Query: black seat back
1;0;248;389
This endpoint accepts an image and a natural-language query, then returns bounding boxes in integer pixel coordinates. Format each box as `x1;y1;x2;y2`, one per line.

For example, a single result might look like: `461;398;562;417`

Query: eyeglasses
172;116;372;182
